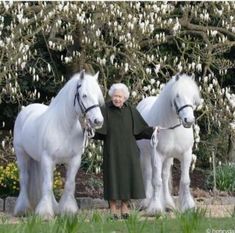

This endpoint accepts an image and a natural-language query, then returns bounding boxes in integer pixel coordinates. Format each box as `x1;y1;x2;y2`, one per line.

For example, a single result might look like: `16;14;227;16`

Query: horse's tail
28;157;42;209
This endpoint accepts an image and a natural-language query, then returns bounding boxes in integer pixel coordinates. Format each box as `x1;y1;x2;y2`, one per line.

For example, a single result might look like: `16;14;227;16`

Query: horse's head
172;74;201;128
74;70;104;129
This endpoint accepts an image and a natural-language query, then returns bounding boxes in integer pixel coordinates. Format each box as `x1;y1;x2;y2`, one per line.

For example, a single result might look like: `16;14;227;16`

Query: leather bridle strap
73;84;99;115
174;100;193;115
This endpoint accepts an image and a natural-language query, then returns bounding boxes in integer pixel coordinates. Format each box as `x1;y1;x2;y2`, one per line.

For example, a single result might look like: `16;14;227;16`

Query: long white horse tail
28;158;42;210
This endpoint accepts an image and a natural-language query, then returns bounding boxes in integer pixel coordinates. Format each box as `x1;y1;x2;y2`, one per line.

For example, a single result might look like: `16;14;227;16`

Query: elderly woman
93;83;154;219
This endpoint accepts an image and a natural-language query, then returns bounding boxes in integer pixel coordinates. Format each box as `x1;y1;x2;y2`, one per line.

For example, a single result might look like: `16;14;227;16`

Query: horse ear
191;73;195;80
175;74;180;81
80;69;85;80
94;71;99;80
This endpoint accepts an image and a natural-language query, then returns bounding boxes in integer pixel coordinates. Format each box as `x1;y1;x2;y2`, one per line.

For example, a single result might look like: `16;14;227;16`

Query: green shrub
0;162;64;198
206;163;235;192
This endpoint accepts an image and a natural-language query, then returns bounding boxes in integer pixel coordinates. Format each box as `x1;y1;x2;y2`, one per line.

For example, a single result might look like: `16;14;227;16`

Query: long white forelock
171;74;201;106
108;83;130;100
81;73;104;106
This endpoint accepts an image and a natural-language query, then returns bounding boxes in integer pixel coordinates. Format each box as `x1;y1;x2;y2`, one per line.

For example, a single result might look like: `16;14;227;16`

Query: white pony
137;74;201;214
13;70;104;219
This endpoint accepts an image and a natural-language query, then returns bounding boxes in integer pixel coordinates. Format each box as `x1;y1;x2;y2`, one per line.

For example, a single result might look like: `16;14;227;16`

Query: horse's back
137;96;156;120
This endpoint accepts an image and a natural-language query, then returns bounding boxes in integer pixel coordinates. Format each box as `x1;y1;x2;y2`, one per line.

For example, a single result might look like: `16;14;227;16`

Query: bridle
165;100;194;130
73;83;100;150
174;100;193;116
73;84;100;117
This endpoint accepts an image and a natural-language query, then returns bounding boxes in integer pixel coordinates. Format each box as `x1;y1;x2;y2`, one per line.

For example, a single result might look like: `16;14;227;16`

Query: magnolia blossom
131;91;137;97
154;64;160;74
1;140;5;149
150;79;155;84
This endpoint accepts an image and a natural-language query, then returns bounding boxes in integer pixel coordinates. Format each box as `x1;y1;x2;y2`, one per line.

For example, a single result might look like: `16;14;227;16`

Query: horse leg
162;158;175;210
179;151;195;212
59;155;81;215
35;154;54;219
140;149;153;210
147;151;164;215
14;147;31;216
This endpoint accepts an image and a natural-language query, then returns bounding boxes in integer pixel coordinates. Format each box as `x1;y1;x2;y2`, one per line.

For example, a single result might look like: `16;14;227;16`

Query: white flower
124;63;129;72
177;62;182;72
47;64;51;73
21;62;26;70
1;140;5;149
110;54;115;64
150;79;155;84
203;76;208;83
209;157;212;163
146;68;151;74
154;64;160;74
88;152;92;158
195;137;200;143
143;86;148;92
132;91;137;97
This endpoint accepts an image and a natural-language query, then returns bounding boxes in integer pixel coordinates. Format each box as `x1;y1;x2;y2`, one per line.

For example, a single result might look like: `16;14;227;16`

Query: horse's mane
39;72;104;133
49;72;103;110
162;74;200;102
49;76;79;107
148;74;200;127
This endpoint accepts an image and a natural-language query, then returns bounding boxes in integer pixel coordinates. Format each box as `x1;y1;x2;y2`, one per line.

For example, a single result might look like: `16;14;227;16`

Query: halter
73;83;100;152
164;100;194;130
174;100;193;115
73;84;100;116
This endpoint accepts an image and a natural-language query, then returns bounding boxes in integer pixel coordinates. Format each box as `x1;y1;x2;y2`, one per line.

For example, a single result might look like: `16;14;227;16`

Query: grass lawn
0;210;234;233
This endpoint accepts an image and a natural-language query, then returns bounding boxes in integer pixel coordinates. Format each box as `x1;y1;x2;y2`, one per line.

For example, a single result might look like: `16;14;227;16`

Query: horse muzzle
90;118;103;129
182;117;194;128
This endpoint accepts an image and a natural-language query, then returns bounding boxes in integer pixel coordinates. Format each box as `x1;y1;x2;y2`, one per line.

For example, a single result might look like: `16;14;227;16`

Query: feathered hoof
14;209;30;217
180;199;196;212
59;207;78;216
14;198;31;217
59;197;78;216
36;209;54;220
164;200;176;212
139;199;150;211
146;202;164;216
35;201;54;220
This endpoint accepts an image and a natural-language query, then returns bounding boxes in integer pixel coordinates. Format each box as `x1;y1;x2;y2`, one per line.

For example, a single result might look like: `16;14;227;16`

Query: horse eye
176;94;180;98
82;94;87;98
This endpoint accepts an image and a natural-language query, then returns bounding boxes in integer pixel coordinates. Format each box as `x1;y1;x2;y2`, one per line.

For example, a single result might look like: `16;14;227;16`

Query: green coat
94;101;154;200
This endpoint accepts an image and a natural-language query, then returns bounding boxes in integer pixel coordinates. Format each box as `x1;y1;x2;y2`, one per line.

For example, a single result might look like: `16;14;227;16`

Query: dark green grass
0;211;234;233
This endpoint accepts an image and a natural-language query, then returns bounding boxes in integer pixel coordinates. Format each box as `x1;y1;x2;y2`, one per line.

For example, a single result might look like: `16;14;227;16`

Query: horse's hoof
165;202;176;212
139;199;150;211
35;204;54;219
146;206;164;216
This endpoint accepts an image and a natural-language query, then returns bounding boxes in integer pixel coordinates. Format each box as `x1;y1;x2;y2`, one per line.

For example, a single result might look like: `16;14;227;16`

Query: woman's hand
150;126;159;147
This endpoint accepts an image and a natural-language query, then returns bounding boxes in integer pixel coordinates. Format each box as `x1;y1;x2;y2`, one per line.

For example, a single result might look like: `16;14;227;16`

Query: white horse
137;74;201;214
13;70;104;219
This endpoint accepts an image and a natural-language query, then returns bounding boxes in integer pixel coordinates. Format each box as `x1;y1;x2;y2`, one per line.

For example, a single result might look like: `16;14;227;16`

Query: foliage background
0;2;234;185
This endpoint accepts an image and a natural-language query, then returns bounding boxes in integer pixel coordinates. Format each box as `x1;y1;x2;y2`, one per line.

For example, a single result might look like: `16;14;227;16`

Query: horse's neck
148;94;179;128
46;94;81;133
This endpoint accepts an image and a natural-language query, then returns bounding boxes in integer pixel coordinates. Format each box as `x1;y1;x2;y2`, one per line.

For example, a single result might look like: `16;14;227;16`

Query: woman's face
111;90;126;108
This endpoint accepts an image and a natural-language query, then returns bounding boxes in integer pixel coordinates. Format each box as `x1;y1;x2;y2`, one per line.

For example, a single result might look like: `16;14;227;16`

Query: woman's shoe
121;213;129;219
109;213;119;220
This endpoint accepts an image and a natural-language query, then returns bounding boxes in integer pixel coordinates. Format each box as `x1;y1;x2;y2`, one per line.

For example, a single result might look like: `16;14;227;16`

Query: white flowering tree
0;1;235;170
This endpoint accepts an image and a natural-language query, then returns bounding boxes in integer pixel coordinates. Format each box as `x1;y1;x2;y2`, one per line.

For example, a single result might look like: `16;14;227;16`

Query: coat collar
106;100;128;109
